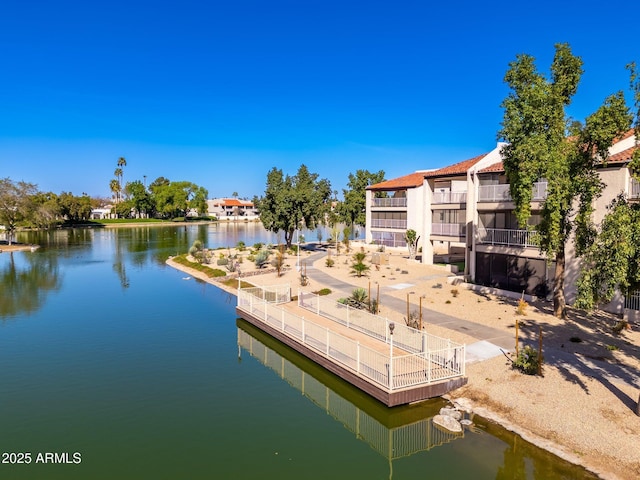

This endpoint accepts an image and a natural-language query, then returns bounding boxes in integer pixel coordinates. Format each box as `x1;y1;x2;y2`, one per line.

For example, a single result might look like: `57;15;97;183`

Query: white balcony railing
370;219;407;229
630;178;640;199
372;197;407;208
431;223;466;237
476;228;538;247
432;191;467;204
478;181;548;202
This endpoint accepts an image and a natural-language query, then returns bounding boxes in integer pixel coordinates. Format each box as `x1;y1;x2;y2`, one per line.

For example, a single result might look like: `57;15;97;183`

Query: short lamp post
389;322;395;390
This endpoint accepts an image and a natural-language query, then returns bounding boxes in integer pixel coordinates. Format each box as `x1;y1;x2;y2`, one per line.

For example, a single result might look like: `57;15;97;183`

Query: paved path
302;250;514;362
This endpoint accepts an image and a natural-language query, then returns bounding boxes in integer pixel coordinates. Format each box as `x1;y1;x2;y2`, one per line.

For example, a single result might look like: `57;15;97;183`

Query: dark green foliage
217;258;229;266
499;43;632;318
338;169;385;227
338;288;369;309
255;165;332;247
314;288;332;296
512;345;541;375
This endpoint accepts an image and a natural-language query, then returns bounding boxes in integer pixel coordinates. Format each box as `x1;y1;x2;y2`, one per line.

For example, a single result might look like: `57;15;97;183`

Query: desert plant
188;240;205;263
404;310;420;329
342;227;351;252
404;229;421;260
516;298;528;315
217;257;229;266
512;345;541;375
272;250;285;277
236;241;246;251
254;249;271;268
350;251;370;277
325;257;335;267
314;288;332;296
450;288;459;298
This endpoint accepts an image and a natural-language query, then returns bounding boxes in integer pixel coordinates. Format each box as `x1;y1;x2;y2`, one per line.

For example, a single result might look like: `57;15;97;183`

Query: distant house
207;198;257;219
91;206;115;219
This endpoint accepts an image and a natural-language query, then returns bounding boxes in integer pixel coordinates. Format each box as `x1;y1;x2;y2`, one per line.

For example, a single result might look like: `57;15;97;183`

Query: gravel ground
170;242;640;479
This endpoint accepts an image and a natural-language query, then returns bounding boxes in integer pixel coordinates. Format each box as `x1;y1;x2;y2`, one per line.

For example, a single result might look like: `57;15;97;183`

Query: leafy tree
152;181;208;219
0;178;38;244
498;43;632;318
30;192;61;228
338;169;385;228
125;180;154;218
576;64;640;314
58;192;92;221
256;164;332;247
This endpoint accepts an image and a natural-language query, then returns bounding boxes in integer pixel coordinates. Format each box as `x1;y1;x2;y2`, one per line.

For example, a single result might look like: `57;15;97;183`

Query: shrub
516;298;528;315
217;258;229;266
255;249;271;268
450;288;459;298
315;288;332;296
325;257;335;267
253;242;263;250
236;241;246;251
512;345;541;375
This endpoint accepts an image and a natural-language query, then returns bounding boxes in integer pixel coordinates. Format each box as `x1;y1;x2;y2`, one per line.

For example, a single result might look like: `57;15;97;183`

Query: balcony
478;181;548;202
630;178;640;199
431;223;466;237
370;219;407;229
432;191;467;204
476;228;538;247
371;197;407;208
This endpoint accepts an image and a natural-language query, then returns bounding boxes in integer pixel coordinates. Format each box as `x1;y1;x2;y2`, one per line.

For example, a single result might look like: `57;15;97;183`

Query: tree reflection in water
0;252;61;319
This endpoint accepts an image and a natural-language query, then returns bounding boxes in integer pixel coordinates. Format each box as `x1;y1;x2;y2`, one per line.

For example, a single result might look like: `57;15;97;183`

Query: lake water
0;223;596;479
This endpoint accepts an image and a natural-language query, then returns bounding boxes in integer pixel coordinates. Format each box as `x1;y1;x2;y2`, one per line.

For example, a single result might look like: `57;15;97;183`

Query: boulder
439;407;462;421
433;414;462;433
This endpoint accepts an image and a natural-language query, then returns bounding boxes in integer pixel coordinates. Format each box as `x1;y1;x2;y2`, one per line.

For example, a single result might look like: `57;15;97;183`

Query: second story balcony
371;197;407;208
478;181;548;203
370;219;407;230
431;223;466;237
476;228;538;248
432;191;467;204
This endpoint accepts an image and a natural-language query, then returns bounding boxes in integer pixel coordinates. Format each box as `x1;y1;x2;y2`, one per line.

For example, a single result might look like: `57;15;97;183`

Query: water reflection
0;251;61;319
237;319;598;480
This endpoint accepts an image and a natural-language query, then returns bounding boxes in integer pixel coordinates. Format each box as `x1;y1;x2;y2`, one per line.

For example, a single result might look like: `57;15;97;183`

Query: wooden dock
236;285;467;407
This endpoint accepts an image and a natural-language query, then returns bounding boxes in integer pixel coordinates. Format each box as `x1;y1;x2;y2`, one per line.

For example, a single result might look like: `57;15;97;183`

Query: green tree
0;178;38;244
338;169;385;228
499;43;632;318
30;192;61;228
256;164;332;247
125;180;154;218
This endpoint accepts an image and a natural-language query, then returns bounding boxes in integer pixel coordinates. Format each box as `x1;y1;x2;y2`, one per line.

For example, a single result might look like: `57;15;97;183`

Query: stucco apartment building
365;131;639;313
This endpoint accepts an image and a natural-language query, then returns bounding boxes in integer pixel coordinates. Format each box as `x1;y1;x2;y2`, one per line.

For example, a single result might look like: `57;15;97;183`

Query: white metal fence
298;291;466;388
431;223;466;237
238;287;465;391
625;290;640;311
478;181;548;202
372;197;407;208
476;227;538;247
432;191;467;204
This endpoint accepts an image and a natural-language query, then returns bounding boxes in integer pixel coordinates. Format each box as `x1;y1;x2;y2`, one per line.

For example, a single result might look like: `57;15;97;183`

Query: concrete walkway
302;250;513;363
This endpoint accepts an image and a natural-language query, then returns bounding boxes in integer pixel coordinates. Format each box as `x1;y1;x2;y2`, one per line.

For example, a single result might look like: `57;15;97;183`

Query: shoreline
165;252;639;479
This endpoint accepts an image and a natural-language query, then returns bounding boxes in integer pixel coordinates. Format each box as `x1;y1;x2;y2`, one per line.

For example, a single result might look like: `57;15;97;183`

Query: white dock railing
237;286;465;391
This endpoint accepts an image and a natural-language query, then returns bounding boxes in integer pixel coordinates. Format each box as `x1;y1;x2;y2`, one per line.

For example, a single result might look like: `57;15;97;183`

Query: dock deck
236;285;467;407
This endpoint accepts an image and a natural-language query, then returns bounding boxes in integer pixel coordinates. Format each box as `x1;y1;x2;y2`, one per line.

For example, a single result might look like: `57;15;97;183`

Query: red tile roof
367;172;427;191
213;198;254;207
607;145;638;164
478;161;504;174
424;153;488;178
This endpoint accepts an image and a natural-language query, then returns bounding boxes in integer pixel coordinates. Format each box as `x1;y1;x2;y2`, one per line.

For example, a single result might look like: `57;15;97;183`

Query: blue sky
0;0;637;200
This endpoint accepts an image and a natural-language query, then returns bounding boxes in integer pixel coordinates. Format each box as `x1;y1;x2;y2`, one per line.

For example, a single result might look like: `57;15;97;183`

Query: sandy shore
168;242;640;479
